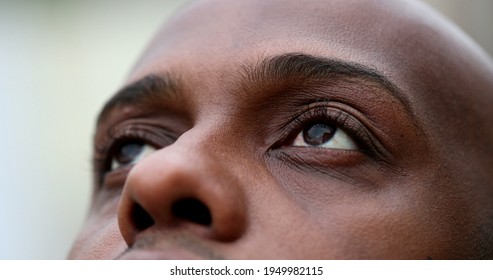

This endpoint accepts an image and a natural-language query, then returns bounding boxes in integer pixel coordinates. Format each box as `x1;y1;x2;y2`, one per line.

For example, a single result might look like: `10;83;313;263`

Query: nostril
171;198;212;226
132;203;155;231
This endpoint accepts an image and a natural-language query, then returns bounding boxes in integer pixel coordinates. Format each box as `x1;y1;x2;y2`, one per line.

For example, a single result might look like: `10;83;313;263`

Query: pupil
116;142;144;164
303;123;335;146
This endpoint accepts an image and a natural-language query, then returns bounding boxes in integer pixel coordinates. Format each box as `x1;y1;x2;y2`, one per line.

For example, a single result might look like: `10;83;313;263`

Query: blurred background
0;0;492;259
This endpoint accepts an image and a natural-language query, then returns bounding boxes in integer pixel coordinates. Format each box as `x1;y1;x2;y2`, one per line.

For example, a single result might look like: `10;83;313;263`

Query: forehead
131;0;438;90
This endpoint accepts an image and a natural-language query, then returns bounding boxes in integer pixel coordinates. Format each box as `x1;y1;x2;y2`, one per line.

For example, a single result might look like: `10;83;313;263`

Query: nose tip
117;147;247;247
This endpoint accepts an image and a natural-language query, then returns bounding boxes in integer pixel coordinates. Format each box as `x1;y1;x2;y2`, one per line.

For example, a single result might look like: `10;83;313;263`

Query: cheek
68;218;127;259
263;162;469;258
305;184;472;259
318;198;426;259
68;193;127;259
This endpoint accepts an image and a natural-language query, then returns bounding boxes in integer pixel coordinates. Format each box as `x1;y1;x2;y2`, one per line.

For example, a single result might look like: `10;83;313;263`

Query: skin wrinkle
70;0;493;259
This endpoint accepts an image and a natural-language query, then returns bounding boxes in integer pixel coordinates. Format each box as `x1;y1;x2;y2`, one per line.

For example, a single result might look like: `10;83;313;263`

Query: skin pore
69;0;493;259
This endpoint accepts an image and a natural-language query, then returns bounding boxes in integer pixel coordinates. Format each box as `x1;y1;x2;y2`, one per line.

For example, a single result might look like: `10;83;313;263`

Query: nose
117;139;247;247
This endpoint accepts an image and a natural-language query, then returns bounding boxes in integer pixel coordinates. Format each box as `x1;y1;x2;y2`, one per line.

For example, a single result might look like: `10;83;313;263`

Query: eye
110;140;157;171
292;122;357;150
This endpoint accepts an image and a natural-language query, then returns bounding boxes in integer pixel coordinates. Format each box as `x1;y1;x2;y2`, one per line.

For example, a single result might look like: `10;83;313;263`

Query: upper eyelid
278;102;347;139
283;106;355;145
95;123;164;155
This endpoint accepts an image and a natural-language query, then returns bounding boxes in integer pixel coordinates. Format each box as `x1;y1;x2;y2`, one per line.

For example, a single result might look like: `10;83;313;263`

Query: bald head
71;0;493;259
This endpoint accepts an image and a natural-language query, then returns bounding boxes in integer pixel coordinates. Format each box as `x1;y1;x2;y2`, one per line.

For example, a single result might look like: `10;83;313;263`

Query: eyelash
93;125;170;184
280;104;378;156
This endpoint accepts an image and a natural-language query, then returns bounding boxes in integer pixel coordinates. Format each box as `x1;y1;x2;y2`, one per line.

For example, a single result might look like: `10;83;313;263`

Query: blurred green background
0;0;492;259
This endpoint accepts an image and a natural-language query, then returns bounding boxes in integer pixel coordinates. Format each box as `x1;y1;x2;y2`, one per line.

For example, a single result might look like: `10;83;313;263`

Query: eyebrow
97;73;179;124
242;53;413;114
97;53;415;125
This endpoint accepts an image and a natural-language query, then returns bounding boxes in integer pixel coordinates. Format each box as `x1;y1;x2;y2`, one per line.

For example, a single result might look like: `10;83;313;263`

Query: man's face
70;0;493;259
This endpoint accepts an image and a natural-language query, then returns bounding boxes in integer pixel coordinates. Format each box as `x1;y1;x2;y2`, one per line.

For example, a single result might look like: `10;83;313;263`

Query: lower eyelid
272;147;366;170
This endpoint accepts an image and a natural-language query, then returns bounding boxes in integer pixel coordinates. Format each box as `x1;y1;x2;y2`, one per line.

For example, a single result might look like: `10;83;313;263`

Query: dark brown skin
69;0;493;259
